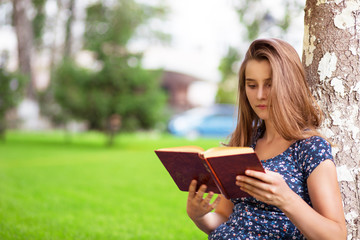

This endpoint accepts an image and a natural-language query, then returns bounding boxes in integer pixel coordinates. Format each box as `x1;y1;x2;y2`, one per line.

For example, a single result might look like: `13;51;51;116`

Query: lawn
0;131;226;240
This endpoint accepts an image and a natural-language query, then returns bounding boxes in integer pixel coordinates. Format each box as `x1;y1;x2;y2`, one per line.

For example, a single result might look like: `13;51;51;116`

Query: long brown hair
229;38;323;147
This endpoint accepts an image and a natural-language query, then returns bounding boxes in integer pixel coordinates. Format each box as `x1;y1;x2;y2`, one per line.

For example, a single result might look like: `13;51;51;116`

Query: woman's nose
257;86;267;100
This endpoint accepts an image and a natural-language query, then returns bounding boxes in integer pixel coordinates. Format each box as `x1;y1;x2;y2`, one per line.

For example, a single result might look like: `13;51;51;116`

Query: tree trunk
64;0;75;58
12;0;35;99
49;0;63;73
302;0;360;239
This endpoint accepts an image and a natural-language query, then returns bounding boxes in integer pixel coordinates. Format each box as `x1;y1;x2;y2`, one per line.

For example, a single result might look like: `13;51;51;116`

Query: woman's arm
281;160;347;239
187;180;233;234
236;160;347;240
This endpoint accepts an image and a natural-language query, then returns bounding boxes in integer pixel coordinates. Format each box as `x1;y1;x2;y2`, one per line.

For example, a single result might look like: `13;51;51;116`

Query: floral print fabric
208;136;334;240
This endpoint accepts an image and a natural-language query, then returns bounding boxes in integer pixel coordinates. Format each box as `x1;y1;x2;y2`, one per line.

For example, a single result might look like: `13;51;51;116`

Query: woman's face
245;59;272;120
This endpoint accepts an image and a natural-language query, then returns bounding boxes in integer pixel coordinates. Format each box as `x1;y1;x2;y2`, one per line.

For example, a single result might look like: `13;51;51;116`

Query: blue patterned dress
208;135;334;240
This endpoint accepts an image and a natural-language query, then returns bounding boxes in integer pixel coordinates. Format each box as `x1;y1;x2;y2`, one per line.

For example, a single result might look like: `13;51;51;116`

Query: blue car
167;104;237;138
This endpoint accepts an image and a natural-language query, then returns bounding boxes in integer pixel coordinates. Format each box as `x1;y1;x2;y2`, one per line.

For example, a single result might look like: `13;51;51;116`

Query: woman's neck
263;120;285;144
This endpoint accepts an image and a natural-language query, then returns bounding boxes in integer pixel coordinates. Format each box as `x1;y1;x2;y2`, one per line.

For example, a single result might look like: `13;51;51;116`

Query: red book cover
205;153;264;199
155;146;264;199
155;150;220;194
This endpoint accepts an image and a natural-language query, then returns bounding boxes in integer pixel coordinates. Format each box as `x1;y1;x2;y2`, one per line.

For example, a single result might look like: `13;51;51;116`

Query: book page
203;147;254;158
156;145;204;153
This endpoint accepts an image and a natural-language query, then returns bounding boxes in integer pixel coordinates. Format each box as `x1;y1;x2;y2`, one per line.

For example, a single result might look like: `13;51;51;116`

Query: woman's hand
236;170;295;208
187;180;221;221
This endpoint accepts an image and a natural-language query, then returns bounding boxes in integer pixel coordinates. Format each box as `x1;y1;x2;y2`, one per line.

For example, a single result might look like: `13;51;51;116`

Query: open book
154;146;264;199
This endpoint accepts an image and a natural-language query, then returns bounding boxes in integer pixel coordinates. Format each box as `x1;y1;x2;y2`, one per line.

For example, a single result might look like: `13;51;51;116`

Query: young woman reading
186;38;347;239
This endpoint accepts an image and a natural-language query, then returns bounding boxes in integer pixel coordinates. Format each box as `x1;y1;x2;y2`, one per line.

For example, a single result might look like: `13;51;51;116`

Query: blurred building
161;70;217;114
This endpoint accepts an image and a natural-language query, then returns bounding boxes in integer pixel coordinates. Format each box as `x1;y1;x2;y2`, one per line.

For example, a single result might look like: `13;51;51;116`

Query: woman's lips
256;105;267;110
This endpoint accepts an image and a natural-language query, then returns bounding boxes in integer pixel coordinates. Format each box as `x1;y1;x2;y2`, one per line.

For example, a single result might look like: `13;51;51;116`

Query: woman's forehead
245;59;272;79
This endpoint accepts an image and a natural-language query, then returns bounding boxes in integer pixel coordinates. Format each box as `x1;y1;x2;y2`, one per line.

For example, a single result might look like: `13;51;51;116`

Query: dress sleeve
299;136;334;180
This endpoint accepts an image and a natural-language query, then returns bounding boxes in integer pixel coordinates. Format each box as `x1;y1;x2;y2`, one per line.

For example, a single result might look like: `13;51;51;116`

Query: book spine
198;153;229;198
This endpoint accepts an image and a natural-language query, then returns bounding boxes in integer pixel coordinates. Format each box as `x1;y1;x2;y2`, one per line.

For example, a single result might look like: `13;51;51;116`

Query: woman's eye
247;85;256;89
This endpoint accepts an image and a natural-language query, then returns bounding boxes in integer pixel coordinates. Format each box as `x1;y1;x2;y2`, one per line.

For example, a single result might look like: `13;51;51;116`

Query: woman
186;38;347;239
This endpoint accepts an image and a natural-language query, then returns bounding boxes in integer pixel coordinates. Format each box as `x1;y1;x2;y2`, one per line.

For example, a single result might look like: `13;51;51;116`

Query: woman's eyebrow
245;78;272;82
245;78;256;82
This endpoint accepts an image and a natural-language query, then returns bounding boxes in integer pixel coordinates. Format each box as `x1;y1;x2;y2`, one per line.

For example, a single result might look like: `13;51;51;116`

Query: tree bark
12;0;35;99
303;0;360;239
64;0;75;58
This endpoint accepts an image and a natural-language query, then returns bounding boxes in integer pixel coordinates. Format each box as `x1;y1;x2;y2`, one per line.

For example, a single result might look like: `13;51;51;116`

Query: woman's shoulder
295;135;331;149
292;135;334;178
293;135;333;161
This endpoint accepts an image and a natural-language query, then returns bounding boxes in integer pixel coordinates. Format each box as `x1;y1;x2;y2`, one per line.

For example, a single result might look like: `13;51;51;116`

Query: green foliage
53;59;93;122
53;57;166;132
218;47;240;81
48;0;168;142
84;0;167;60
0;68;26;136
236;0;263;41
32;0;46;47
216;47;240;104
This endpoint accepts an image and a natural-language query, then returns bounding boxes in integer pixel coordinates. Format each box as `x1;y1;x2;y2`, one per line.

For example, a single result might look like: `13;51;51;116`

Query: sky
131;0;243;83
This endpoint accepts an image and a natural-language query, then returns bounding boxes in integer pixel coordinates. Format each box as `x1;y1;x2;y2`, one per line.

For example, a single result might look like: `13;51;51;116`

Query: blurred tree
64;0;75;57
32;0;46;48
0;66;26;139
4;0;74;91
37;0;71;132
12;0;35;99
216;0;304;104
83;1;167;60
216;47;239;104
51;0;168;144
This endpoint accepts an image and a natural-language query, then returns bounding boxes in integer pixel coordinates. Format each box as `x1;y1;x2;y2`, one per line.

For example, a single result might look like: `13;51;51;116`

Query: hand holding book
155;146;265;199
186;179;222;222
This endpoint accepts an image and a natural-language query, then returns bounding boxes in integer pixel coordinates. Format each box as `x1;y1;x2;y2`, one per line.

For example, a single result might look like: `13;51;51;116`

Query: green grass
0;131;225;240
